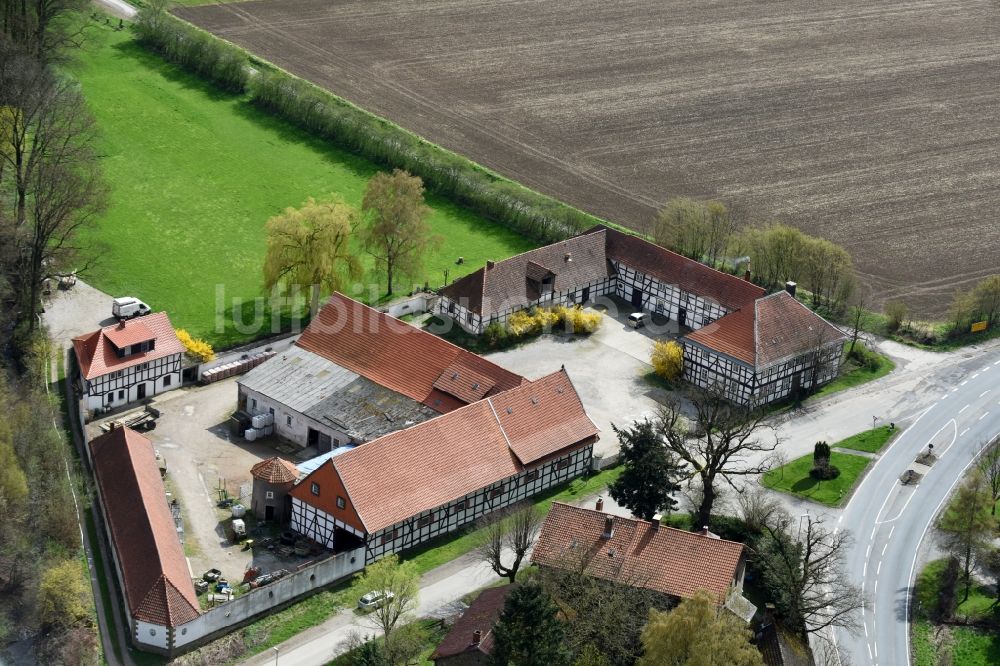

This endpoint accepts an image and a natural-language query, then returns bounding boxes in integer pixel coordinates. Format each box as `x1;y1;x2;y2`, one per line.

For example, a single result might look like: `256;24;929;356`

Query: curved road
836;350;1000;666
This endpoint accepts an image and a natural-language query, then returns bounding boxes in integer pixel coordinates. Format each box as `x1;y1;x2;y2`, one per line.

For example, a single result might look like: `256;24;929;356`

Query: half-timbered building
238;293;526;449
438;225;765;334
72;313;184;413
683;289;847;405
287;369;599;564
89;426;201;656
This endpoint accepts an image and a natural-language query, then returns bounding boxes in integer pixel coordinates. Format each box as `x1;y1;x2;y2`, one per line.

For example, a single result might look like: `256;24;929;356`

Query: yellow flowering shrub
651;340;683;380
176;328;216;363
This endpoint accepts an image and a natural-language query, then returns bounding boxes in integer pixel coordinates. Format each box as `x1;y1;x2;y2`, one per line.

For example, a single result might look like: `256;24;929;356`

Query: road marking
877;560;882;575
994;359;1000;366
866;545;872;559
881;543;888;557
961;380;968;386
873;579;878;595
979;411;990;421
961;427;970;437
887;525;895;541
864;624;869;638
981;390;990;398
972;373;980;380
868;644;873;659
880;486;918;523
863;561;867;576
952;387;959;392
959;404;969;414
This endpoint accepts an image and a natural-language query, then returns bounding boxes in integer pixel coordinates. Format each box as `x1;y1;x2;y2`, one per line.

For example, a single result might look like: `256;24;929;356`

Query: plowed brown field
176;0;1000;316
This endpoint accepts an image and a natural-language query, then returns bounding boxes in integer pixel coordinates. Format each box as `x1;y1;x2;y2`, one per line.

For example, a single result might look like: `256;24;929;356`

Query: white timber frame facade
84;354;182;412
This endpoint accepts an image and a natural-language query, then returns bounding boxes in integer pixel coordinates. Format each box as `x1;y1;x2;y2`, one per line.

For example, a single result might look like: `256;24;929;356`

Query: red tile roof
296;294;525;412
431;584;514;660
432;360;497;404
89;427;200;627
684;291;846;369
532;503;745;603
73;312;184;380
299;369;598;534
440;232;612;316
250;456;298;484
598;226;765;311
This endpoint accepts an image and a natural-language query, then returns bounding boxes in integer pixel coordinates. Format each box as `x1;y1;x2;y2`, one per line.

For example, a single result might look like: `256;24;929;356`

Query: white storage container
251;414;266;429
264;412;274;426
245;428;258;442
231;504;246;518
263;425;274;436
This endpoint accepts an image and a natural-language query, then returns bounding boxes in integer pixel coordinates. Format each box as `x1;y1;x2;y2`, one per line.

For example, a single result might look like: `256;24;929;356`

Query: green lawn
71;21;534;347
833;425;898;453
813;344;896;400
761;451;872;507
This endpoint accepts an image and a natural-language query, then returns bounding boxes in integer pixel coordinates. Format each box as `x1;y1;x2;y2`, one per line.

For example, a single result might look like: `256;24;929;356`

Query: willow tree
263;197;362;317
360;169;438;296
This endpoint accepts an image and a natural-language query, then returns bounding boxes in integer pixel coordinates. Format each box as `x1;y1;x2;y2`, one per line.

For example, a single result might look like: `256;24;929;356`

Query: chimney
486;260;495;270
785;281;797;297
564;252;573;262
109;421;117;431
651;514;662;531
744;268;752;282
701;525;710;536
472;629;482;645
601;515;615;540
595;497;604;512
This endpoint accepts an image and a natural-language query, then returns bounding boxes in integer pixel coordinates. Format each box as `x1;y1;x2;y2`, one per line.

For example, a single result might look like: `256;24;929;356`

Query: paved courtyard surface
487;305;678;460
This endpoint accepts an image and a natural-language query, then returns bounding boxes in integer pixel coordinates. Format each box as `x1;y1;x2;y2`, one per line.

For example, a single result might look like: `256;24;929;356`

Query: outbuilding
249;456;299;523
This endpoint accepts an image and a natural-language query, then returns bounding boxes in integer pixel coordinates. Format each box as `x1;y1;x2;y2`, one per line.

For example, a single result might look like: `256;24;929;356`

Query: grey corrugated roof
238;347;359;414
304;376;436;441
297;445;355;478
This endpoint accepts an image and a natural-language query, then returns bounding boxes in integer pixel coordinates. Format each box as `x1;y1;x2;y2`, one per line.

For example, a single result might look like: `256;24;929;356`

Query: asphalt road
836;351;1000;666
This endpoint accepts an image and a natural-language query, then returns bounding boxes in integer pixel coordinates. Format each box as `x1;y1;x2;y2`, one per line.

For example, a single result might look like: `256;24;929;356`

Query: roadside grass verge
72;21;534;348
84;509;124;665
813;345;895;400
912;559;1000;665
833;425;899;453
762;452;872;507
326;617;448;666
205;466;621;663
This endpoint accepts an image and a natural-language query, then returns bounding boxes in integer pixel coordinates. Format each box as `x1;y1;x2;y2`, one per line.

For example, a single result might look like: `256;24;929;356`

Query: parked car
112;296;151;320
627;312;647;329
358;590;395;611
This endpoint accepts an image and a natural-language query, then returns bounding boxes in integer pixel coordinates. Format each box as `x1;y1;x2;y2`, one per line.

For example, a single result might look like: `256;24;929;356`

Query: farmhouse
532;501;748;607
683;288;847;405
89;426;200;656
288;368;598;564
238;293;525;449
72;312;184;413
438;225;765;334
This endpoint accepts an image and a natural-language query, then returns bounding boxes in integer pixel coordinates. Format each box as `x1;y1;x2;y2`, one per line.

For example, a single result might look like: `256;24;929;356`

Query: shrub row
132;8;604;244
132;9;249;93
483;305;601;347
176;328;216;362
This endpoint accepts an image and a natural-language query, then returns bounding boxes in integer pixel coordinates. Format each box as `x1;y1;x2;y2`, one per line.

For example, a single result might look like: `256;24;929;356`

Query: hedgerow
132;9;249;93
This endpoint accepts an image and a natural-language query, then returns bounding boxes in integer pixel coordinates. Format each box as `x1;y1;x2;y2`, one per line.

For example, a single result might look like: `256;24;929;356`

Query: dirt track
176;0;1000;316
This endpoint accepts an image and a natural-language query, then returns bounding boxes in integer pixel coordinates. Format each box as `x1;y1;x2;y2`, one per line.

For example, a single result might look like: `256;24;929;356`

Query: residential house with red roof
89;426;201;656
683;288;846;405
532;502;753;622
438;225;765;335
72;312;184;413
237;293;526;450
288;368;599;563
430;584;514;665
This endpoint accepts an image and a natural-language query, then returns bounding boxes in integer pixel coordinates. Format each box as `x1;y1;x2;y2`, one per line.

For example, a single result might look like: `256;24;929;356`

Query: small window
448;301;456;314
556;458;570;470
466;311;473;324
452;500;466;513
418;514;432;527
163;375;172;387
336;496;346;509
118;390;125;400
286;415;292;426
106;392;114;403
265;491;274;499
114;370;124;379
269;407;275;416
524;470;539;483
311;482;320;496
251;398;257;410
490;487;502;499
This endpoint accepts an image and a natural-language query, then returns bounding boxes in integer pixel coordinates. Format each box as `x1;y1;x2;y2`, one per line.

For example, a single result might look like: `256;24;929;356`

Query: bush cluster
847;344;882;372
176;328;216;362
483;305;601;346
132;9;250;93
810;441;840;480
650;340;683;381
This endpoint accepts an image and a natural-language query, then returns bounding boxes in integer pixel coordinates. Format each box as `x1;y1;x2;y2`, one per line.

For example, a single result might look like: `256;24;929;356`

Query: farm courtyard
175;0;1000;316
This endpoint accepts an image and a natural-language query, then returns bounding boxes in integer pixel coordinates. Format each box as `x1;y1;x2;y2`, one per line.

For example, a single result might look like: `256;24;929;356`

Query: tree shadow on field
110;38;236;104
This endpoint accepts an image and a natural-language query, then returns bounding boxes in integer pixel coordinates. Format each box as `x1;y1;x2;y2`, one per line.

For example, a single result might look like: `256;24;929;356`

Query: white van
112;296;151;320
627;312;647;329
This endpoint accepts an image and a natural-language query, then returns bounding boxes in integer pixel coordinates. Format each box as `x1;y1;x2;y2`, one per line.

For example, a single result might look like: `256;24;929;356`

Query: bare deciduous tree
978;440;1000;515
656;387;778;528
756;514;863;636
477;502;541;583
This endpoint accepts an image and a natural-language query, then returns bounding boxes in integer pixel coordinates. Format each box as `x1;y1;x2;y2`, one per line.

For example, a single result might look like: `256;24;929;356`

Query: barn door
631;288;643;309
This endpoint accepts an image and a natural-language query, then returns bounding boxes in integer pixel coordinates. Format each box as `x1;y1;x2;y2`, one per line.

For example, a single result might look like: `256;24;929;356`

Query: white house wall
84;353;183;412
364;443;593;564
134;620;170;651
239;385;351;449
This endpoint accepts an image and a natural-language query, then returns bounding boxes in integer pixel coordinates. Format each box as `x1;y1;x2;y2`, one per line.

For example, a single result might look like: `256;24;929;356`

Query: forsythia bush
555;305;602;334
505;306;602;339
176;329;216;363
651;340;683;380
